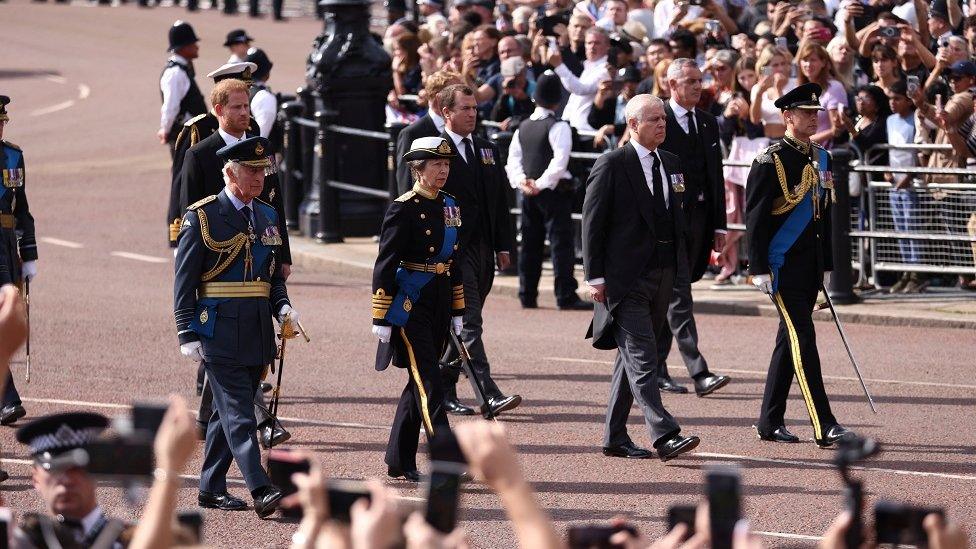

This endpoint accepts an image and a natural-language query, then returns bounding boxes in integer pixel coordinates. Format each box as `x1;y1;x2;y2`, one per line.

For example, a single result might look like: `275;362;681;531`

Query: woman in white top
750;45;794;139
795;42;849;147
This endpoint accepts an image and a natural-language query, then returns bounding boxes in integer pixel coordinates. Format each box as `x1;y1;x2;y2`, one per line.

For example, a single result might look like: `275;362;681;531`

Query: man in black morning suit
178;78;290;449
435;84;522;418
393;71;461;195
655;59;731;396
582;94;701;462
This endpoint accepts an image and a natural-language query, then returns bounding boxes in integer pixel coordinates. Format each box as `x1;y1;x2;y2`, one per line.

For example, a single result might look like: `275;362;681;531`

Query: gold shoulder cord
197;209;248;281
771;154;817;216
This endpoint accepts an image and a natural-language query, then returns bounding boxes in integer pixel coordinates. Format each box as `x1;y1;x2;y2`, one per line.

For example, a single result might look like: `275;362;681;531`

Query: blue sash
767;149;828;293
0;147;21;202
386;195;458;327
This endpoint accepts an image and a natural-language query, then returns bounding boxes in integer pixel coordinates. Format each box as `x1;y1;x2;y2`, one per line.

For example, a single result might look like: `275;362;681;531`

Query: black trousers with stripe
385;278;452;472
757;250;838;440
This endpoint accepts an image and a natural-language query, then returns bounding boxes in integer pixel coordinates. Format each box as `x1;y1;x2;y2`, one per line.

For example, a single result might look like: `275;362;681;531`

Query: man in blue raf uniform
0;95;37;429
746;83;854;448
174;136;295;517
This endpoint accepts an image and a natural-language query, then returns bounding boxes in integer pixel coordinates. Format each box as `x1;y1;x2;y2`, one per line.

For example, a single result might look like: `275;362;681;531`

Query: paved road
2;4;975;547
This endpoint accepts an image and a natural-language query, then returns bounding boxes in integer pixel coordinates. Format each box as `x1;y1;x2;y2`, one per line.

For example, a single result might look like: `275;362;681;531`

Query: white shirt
505;107;573;191
652;0;703;39
887;111;917;169
218;127;246;146
429;111;446;133
588;139;669;287
444;128;474;163
251;84;277;139
554;55;610;132
160;55;192;133
668;98;697;135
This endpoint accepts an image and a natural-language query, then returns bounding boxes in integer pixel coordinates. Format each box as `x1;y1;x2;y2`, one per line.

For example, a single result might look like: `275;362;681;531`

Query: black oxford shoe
199;491;248;511
487;394;522;416
816;424;855;448
657;434;701;462
658;376;689;394
0;404;26;426
694;375;731;397
387;466;421;483
253;486;283;518
755;425;800;443
444;398;477;416
259;421;291;449
602;441;654;459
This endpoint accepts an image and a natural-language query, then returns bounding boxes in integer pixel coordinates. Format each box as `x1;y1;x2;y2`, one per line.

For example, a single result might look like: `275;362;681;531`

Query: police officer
745;83;853;448
505;72;591;311
175;136;290;516
167;62;260;248
245;48;282;149
224;29;254;63
158;21;206;160
371;137;465;482
0;95;36;428
14;412;132;547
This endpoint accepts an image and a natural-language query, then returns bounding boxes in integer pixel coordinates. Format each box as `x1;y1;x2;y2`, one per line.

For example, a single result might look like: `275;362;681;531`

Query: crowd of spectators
380;0;976;291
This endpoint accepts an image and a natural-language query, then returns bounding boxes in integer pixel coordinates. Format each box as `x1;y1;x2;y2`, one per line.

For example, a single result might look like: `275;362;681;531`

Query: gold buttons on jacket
425;229;432;235
420;214;426;219
429;246;436;253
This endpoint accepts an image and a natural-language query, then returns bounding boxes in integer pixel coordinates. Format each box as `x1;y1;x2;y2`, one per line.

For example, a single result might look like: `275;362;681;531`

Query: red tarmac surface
1;4;975;546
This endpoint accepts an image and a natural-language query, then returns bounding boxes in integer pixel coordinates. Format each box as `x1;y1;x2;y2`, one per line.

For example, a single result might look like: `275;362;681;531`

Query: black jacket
582;144;689;350
393;115;440;196
659;102;726;281
179;130;291;264
438;131;513;255
0;141;36;285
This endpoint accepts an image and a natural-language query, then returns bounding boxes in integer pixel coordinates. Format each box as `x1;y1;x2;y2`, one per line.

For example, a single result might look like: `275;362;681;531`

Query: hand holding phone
707;466;741;549
568;523;639;548
268;449;312;518
425;461;466;533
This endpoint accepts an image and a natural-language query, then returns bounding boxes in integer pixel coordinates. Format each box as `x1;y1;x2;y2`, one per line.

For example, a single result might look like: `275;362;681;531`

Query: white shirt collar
168;54;189;66
429;111;446;133
669;98;693;119
530;106;556;120
630;139;658;159
444;128;471;147
218;127;246;145
225;187;253;211
80;506;104;536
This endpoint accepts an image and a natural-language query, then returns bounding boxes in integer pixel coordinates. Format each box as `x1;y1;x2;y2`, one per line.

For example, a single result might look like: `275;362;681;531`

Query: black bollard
387;122;407;200
280;100;305;231
316;109;343;243
828;148;860;304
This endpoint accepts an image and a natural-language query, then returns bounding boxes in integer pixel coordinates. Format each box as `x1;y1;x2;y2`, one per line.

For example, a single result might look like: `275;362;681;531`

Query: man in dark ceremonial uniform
167;62;260;247
158;21;206;159
178;79;291;449
0;95;36;431
174;136;291;516
371;137;466;482
745;83;854;448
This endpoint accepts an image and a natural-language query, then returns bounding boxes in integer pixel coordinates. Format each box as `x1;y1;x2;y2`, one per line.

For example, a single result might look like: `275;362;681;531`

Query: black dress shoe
253;486;283;518
199;491;248;511
558;298;593;310
658;376;689;394
755;425;800;443
0;404;26;426
656;434;701;462
259;420;291;449
261;382;273;393
387;466;421;483
487;394;522;415
602;441;654;459
444;398;476;416
521;300;538;309
816;424;855;448
694;375;731;397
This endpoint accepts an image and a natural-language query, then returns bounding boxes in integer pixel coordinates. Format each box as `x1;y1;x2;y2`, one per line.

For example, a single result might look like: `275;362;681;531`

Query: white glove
21;261;37;281
278;304;300;325
173;248;178;258
372;325;392;343
452;316;464;336
180;341;203;362
752;274;773;295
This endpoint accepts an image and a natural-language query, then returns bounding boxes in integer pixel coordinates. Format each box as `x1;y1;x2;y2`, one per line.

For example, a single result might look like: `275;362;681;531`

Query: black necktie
651;152;667;213
686;110;698;142
240;205;253;232
461;137;475;166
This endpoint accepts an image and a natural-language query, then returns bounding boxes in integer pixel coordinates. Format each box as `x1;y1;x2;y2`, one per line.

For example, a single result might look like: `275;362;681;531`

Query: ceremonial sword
24;278;30;384
448;331;496;421
819;285;878;414
267;316;310;450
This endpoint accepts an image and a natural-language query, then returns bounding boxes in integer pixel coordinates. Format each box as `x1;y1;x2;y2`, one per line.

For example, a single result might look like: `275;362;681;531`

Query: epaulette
1;140;21;151
755;142;782;165
187;195;218;210
394;190;417;203
183;113;208;127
